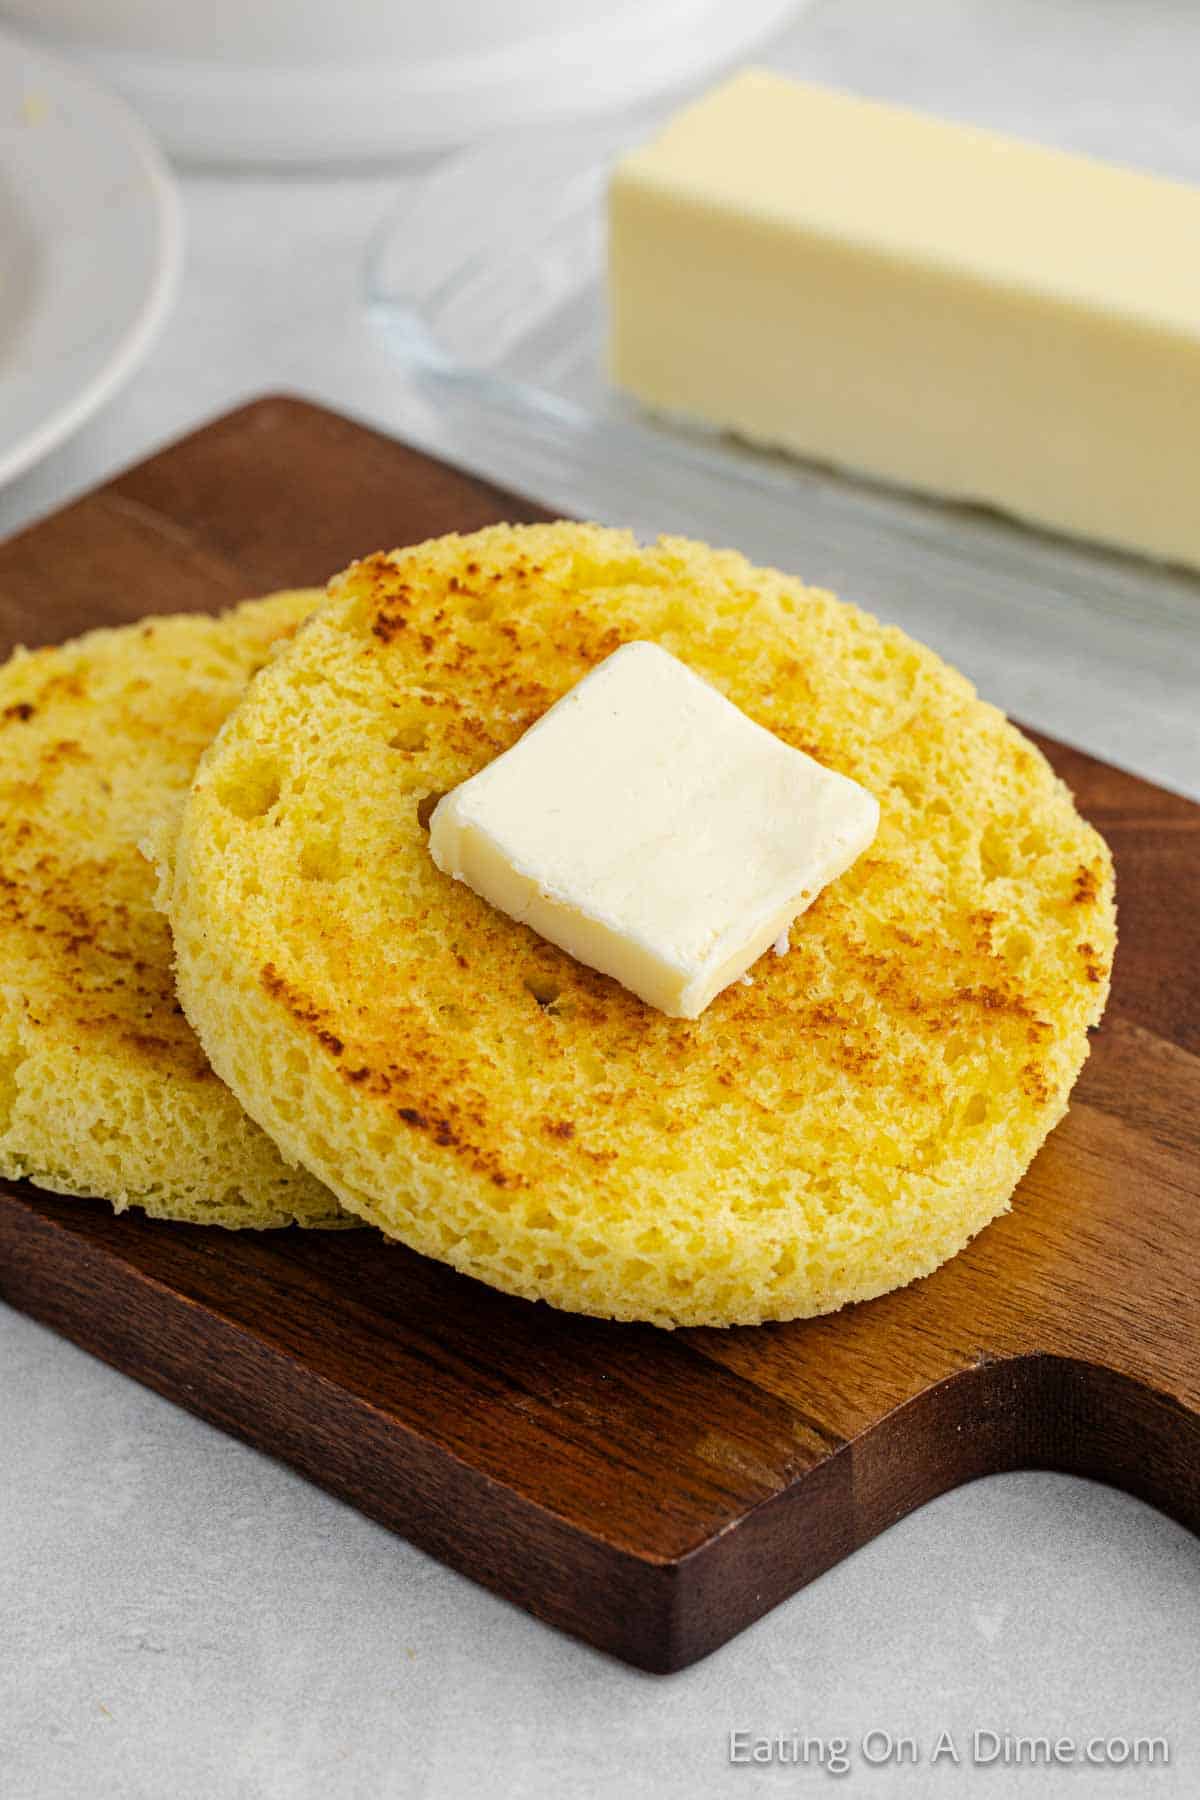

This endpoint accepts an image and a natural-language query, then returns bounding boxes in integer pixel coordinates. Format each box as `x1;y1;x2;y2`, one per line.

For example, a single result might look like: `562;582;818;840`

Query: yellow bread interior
158;525;1115;1323
0;592;348;1229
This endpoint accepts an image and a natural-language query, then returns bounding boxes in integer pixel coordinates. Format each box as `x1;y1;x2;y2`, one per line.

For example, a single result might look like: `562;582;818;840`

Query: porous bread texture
0;592;347;1228
160;524;1115;1324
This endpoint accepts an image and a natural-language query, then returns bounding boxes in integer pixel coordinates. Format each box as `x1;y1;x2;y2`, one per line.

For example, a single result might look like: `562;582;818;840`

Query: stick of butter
428;641;878;1019
609;70;1200;571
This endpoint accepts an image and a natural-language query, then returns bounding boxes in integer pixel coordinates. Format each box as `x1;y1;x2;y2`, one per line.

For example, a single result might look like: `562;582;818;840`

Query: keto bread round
0;592;346;1229
160;525;1115;1323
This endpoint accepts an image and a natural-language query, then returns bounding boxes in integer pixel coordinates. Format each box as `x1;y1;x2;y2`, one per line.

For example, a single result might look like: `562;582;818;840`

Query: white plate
0;29;181;487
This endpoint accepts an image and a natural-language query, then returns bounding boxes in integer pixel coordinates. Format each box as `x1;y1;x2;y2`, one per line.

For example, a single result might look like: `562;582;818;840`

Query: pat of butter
609;71;1200;572
428;641;878;1019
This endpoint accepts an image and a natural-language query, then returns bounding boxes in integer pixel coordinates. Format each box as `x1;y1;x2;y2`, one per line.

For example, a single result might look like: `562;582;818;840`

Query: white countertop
2;3;1198;1796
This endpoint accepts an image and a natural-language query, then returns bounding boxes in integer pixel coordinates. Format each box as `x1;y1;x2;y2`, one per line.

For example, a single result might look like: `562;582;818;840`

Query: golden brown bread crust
0;593;348;1228
161;525;1115;1320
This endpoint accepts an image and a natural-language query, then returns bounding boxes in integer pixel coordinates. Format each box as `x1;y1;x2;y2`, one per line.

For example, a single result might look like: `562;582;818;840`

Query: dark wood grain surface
1;397;1196;1672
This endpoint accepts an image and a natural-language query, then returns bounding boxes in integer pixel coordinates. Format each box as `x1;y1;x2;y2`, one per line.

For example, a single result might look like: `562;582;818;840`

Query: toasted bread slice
158;526;1114;1320
0;592;346;1228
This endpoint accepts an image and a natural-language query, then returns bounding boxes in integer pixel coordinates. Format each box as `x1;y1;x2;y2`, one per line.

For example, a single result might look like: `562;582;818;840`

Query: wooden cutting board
1;397;1196;1673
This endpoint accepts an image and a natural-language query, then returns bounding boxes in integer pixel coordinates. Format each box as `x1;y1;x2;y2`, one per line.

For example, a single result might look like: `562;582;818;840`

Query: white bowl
2;0;805;164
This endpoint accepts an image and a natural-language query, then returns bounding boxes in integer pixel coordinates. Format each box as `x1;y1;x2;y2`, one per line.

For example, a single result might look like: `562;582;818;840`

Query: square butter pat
428;642;879;1019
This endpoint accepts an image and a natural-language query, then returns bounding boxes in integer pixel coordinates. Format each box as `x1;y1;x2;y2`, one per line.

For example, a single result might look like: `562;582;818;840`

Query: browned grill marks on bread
161;524;1115;1323
0;593;348;1228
